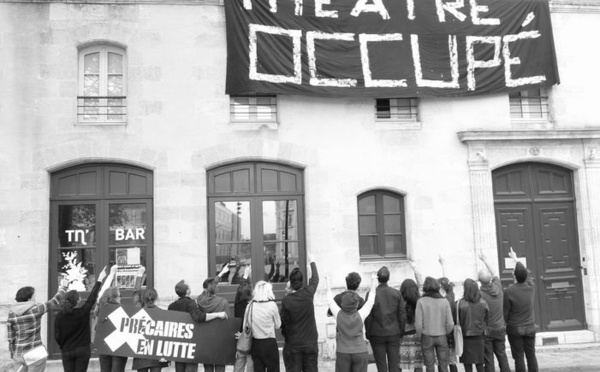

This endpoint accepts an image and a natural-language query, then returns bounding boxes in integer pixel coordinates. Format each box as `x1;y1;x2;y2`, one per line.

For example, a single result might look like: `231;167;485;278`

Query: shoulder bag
23;345;48;366
237;302;253;354
453;300;464;357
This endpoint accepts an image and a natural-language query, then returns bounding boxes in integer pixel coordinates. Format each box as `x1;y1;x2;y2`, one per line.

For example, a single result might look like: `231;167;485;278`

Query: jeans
283;343;319;372
252;338;280;372
421;335;449;372
484;331;511;372
234;351;254;372
174;362;199;372
204;364;226;372
370;335;401;372
61;345;91;372
335;352;369;372
507;326;537;372
99;354;127;372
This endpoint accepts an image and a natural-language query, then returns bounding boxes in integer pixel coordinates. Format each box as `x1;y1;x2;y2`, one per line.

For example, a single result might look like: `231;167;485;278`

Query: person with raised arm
8;276;70;372
503;248;537;372
327;272;377;372
55;266;109;372
478;252;511;372
281;254;319;372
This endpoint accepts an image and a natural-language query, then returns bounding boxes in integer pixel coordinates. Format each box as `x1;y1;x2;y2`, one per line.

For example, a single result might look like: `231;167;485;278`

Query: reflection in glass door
262;200;299;284
214;201;252;285
57;204;99;291
108;202;150;294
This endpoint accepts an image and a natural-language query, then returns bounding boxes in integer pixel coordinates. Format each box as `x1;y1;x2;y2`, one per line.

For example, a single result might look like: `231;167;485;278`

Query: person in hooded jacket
8;277;70;372
326;273;377;372
54;266;109;372
197;273;232;372
478;253;511;372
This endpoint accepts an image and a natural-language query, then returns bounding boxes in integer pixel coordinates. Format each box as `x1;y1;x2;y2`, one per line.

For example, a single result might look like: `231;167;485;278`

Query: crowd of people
6;249;538;372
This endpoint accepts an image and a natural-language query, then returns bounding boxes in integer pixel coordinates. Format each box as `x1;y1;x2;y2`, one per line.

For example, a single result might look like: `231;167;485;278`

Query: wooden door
493;162;586;332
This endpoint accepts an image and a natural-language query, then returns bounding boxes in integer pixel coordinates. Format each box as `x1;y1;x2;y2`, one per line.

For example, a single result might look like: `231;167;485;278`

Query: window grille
510;88;549;120
376;98;419;122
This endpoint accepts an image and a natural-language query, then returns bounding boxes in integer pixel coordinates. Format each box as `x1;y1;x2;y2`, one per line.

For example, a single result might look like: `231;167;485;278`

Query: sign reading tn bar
225;0;559;98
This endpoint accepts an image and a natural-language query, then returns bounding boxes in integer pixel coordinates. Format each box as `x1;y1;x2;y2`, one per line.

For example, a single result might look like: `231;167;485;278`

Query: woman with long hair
458;279;489;372
54;266;109;372
415;277;454;372
132;289;169;372
399;278;423;372
247;280;281;372
438;255;459;372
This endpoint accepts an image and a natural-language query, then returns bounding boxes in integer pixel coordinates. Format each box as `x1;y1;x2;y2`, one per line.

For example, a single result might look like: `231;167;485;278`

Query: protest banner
225;0;559;97
94;304;242;365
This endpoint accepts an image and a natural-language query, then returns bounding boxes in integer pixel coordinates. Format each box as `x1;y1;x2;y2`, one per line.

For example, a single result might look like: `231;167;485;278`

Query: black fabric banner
94;305;241;365
225;0;559;97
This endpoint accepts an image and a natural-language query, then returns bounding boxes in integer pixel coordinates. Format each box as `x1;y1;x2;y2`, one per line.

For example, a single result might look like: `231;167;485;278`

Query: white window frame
229;95;278;130
509;88;550;122
375;98;421;130
78;44;127;125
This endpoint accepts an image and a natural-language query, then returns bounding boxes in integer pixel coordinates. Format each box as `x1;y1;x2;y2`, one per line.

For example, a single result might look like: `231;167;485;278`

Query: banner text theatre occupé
225;0;559;97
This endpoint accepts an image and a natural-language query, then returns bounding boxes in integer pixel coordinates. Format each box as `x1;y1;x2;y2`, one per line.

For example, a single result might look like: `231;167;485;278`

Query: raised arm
439;254;448;278
409;259;424;287
307;254;319;294
358;273;378;320
326;276;341;318
98;265;118;301
478;251;496;277
82;266;108;313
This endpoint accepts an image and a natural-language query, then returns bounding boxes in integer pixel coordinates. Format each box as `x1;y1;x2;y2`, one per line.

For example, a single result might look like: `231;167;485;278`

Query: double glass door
212;198;303;293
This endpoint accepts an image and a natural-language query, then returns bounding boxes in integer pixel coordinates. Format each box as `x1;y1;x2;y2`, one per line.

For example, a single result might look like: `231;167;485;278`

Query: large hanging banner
94;305;241;365
225;0;559;97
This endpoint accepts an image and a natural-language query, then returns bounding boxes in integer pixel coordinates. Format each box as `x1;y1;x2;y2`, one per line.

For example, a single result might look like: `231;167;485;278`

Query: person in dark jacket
281;255;319;372
197;274;232;372
365;266;406;372
54;266;109;372
168;279;228;372
132;288;169;372
458;278;489;372
503;248;537;372
478;253;511;372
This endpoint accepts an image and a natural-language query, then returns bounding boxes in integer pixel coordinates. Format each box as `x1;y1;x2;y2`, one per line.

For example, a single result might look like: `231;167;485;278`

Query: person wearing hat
364;266;406;372
326;273;377;372
478;252;511;372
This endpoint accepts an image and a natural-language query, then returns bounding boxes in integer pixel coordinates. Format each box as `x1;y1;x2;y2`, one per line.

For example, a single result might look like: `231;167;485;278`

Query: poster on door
94;304;241;364
116;247;142;289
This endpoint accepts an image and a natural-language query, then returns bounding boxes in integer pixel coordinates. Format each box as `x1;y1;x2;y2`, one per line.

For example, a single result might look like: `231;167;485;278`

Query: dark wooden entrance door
493;162;586;332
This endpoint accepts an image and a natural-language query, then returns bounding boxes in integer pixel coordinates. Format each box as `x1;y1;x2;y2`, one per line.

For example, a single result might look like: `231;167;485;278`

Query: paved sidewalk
31;342;600;372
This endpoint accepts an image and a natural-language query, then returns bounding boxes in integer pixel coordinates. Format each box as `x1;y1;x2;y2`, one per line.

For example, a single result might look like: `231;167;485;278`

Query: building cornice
1;0;599;12
457;129;600;143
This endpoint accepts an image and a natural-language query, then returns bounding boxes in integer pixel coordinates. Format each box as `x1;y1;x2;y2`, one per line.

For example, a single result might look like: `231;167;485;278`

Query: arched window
358;190;407;259
207;162;305;298
78;44;127;124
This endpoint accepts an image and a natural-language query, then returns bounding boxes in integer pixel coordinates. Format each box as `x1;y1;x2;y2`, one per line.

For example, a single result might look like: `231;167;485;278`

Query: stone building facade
1;0;599;364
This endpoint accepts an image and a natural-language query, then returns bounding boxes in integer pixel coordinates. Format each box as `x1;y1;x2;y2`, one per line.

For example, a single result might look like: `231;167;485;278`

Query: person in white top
245;281;281;372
